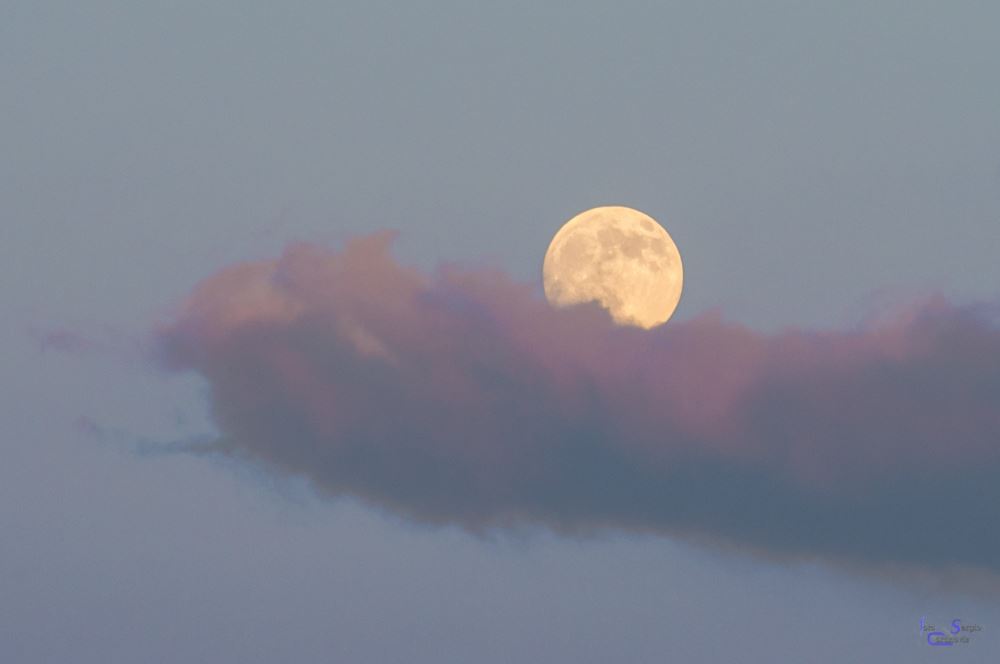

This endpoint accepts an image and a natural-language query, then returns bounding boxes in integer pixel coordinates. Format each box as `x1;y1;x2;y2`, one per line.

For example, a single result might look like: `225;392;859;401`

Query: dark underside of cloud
156;233;1000;574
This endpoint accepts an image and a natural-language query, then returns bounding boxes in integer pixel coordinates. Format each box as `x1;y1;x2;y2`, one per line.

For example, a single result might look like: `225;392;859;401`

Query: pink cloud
156;233;1000;573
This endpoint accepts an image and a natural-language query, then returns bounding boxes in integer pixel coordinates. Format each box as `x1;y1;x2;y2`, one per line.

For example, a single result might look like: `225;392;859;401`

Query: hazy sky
3;1;999;662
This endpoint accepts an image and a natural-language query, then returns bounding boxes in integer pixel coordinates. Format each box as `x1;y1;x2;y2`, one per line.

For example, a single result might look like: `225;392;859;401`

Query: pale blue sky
2;1;999;661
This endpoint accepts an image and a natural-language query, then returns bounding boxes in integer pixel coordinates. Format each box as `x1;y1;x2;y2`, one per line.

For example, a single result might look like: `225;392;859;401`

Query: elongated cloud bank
157;233;1000;572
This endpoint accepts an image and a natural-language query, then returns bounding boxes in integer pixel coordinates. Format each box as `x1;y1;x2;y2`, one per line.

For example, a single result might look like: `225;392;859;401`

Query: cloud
29;325;97;354
156;232;1000;573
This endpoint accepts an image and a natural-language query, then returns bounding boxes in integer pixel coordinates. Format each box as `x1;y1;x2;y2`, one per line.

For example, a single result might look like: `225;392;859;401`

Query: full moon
542;206;683;329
